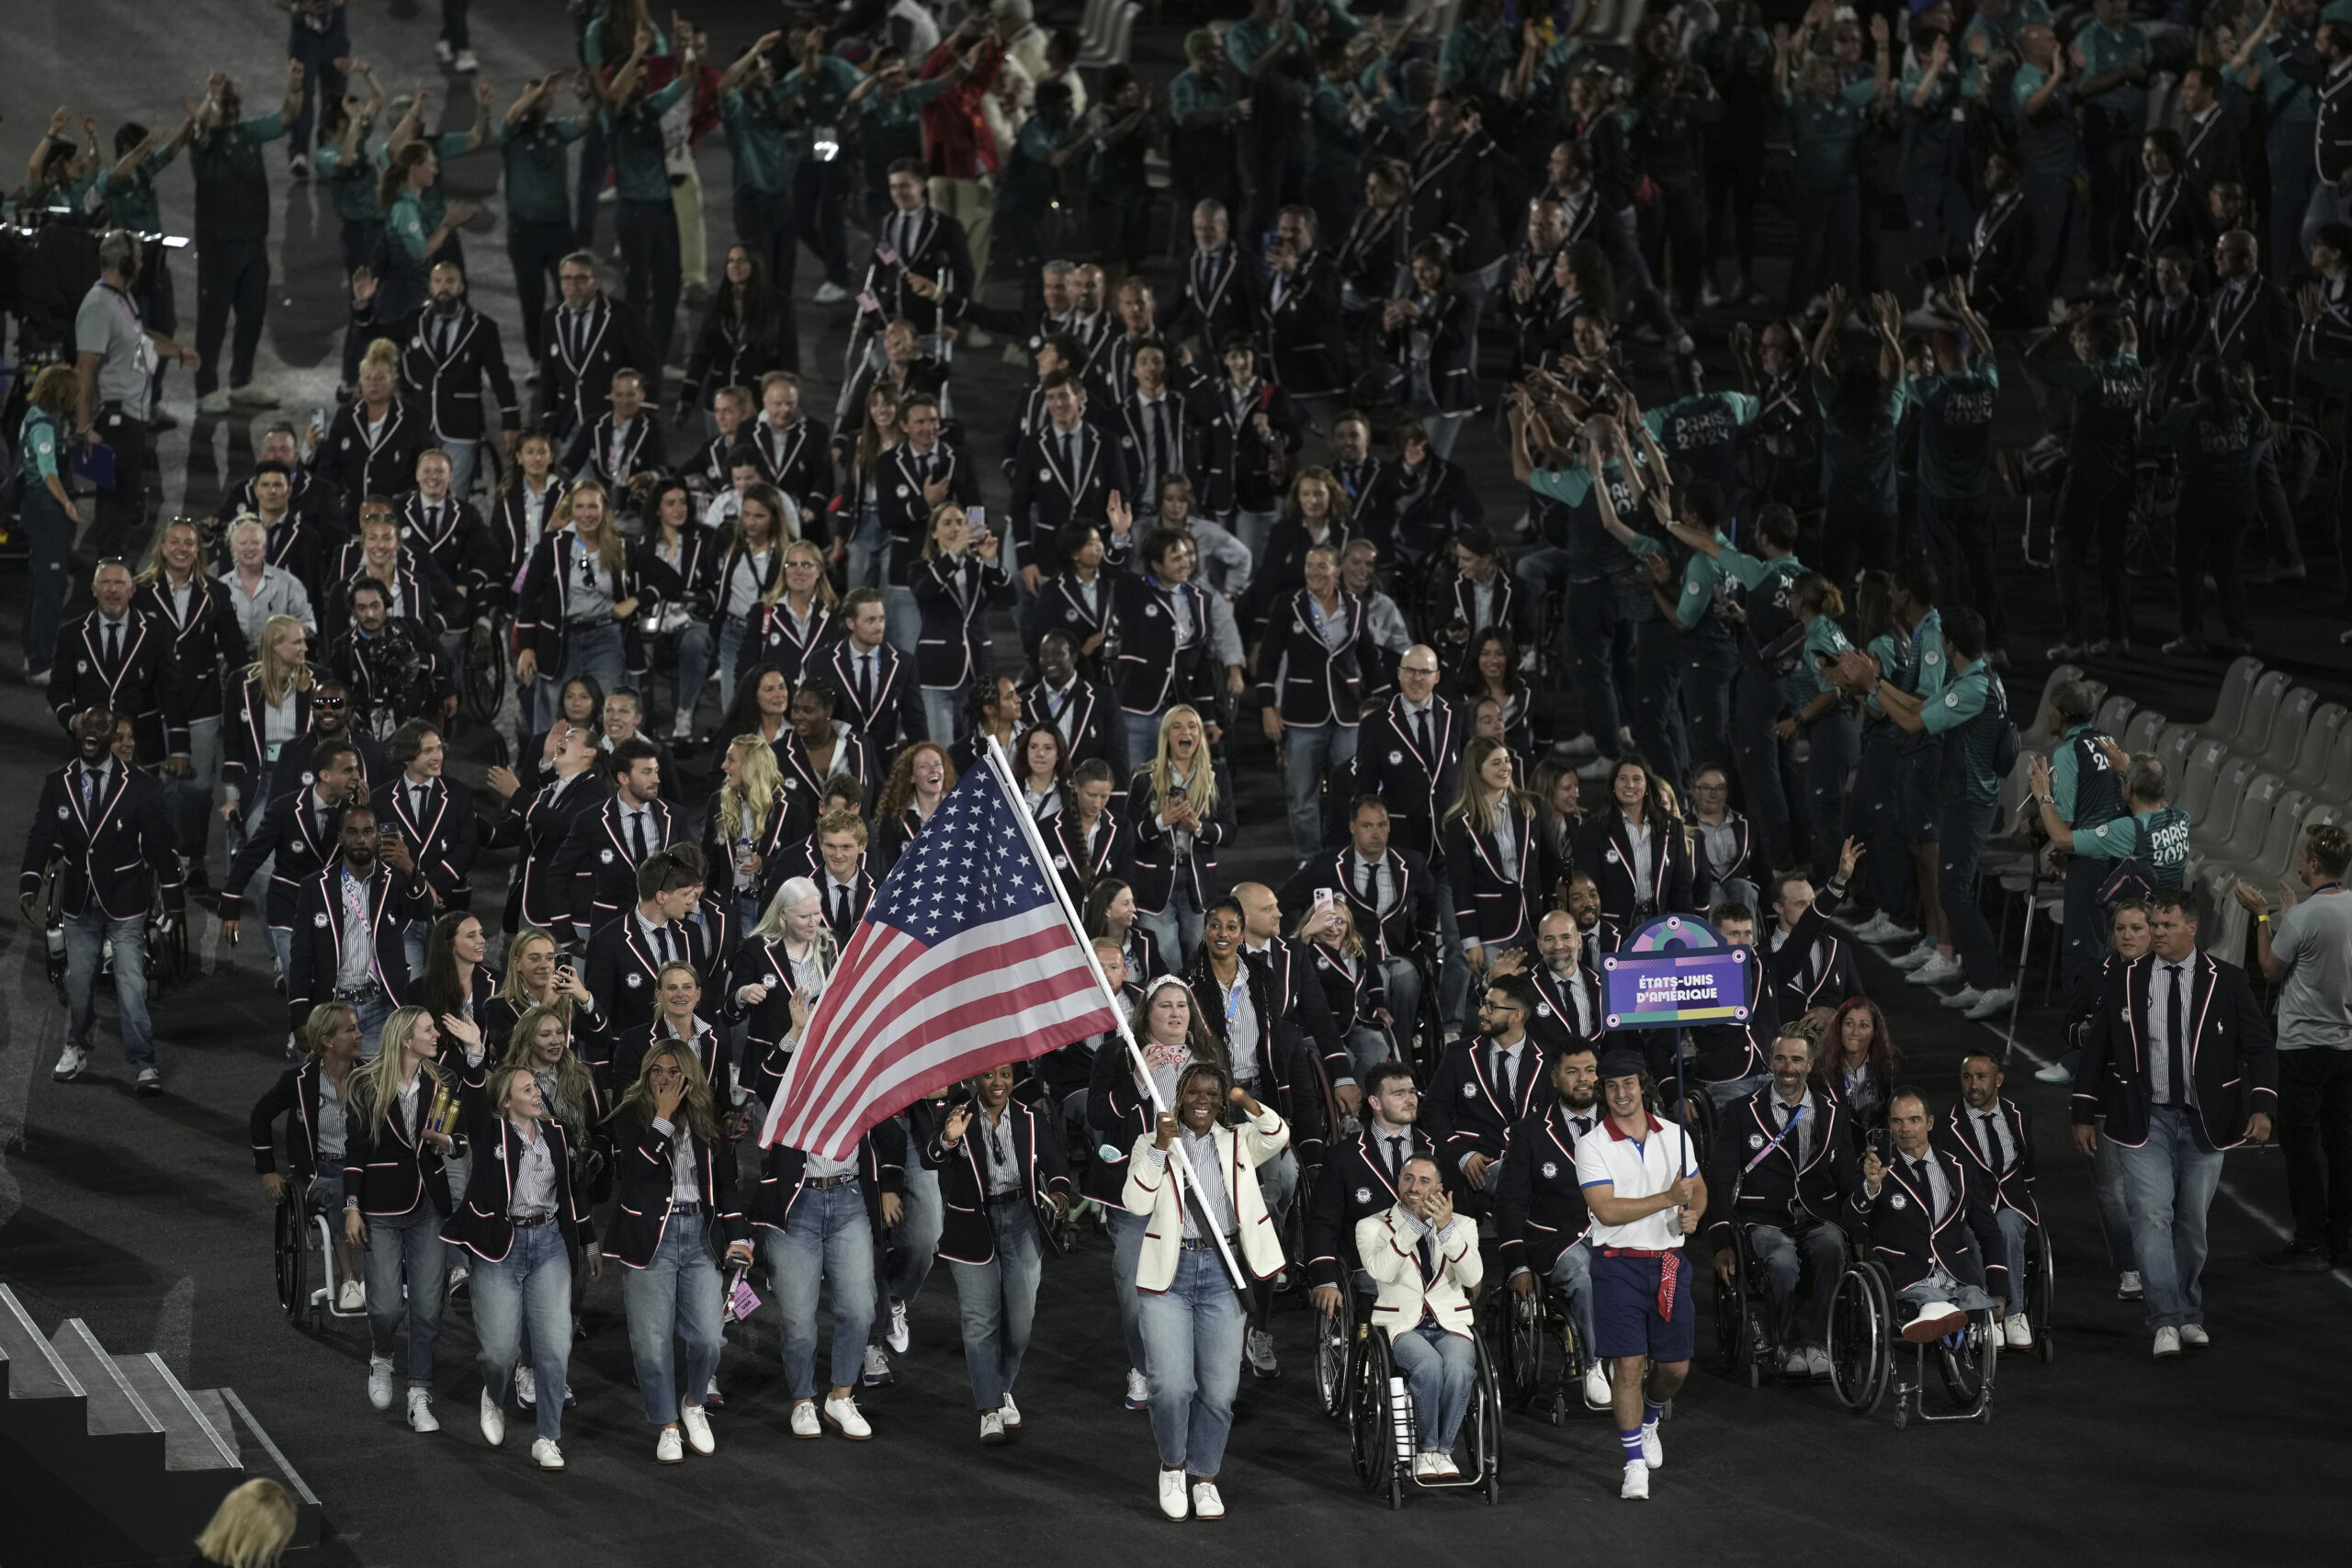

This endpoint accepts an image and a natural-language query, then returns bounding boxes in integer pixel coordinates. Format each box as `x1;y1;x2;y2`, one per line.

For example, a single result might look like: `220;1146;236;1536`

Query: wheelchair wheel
1935;1313;1998;1419
1315;1283;1355;1420
1826;1263;1889;1415
459;617;511;727
2027;1224;2056;1365
273;1193;307;1320
1712;1232;1761;1388
1348;1325;1403;1507
1469;1325;1504;1504
1501;1284;1545;1412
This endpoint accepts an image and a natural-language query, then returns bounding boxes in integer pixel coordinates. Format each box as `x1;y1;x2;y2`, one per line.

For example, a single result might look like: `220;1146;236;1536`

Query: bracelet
2256;914;2270;924
2036;794;2055;806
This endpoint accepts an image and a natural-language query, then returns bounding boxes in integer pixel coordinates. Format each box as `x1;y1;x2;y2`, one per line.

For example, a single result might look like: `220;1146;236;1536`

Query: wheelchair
1498;1272;1601;1425
1824;1258;1999;1428
1712;1213;1880;1393
2021;1219;2056;1366
1344;1300;1506;1507
272;1179;366;1331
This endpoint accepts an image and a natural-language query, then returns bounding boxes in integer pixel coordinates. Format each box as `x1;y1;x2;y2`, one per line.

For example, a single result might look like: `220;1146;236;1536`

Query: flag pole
981;737;1249;1293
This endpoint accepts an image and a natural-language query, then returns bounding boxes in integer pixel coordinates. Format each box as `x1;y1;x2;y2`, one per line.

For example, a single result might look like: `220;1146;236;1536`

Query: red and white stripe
758;903;1118;1160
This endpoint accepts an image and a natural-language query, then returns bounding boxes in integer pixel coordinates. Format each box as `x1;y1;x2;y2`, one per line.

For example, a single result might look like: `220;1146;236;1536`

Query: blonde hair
28;363;81;416
614;1037;719;1145
501;1004;594;1122
348;1008;447;1148
245;614;315;708
300;1001;357;1058
1141;705;1218;818
136;516;211;589
360;337;401;377
494;927;571;1023
1286;464;1352;530
192;1479;297;1568
764;536;839;610
1295;900;1362;956
1444;735;1539;837
716;736;782;846
751;876;841;970
556;479;628;576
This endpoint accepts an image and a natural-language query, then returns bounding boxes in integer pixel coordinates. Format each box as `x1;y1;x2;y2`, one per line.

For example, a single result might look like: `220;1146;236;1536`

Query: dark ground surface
4;3;2352;1565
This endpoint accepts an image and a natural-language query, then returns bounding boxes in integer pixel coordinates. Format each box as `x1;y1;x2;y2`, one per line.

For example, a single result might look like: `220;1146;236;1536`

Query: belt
802;1174;857;1190
666;1200;703;1214
334;980;384;1000
512;1211;557;1228
986;1190;1027;1204
1180;1234;1237;1252
1600;1247;1682;1321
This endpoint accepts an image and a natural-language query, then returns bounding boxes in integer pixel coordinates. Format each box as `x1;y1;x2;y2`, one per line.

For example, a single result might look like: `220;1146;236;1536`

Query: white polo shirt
1575;1113;1700;1251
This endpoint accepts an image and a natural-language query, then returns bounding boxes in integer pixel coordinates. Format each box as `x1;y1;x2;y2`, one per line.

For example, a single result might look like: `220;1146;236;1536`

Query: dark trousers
1784;181;1860;310
1244;122;1306;251
2278;1047;2352;1254
1705;160;1762;281
734;186;795;296
573;122;608;252
139;255;177;412
2021;171;2075;302
20;484;74;676
1679;634;1738;779
616;197;682;380
88;405;153;563
1643;175;1707;315
441;0;470;48
1935;796;2001;989
286;19;351;157
2052;470;2132;644
1632;617;1689;790
1804;705;1860;886
507;218;574;365
2060;852;2112;994
2268;120;2318;298
792;157;850;288
1561;576;1631;762
2083;115;2136;278
194;239;270;396
2173;492;2252;644
1856;728;1915;923
2253;444;2304;570
1917;487;2006;649
1821;500;1897;594
1731;664;1798;867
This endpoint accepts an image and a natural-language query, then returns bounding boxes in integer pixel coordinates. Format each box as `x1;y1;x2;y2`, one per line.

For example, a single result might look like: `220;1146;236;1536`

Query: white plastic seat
2290;704;2346;794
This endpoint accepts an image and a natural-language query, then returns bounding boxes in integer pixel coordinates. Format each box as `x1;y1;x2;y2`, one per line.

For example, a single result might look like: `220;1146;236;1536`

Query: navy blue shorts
1591;1248;1696;1362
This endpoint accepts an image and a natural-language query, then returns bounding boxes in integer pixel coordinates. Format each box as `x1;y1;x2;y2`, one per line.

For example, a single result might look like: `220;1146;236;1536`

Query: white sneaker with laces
407;1387;439;1433
1158;1469;1189;1520
656;1425;684;1463
135;1066;163;1096
1425;1451;1460;1479
1891;940;1939;973
1781;1347;1808;1378
1621;1461;1651;1500
1804;1345;1833;1378
1125;1369;1150;1410
678;1399;715;1455
814;281;852;304
790;1400;821;1438
2178;1323;2210;1348
2034;1061;2073;1084
862;1344;893;1386
52;1044;89;1081
337;1280;364;1313
887;1301;910;1353
2004;1313;2033;1349
515;1366;537;1406
1190;1481;1225;1519
1640;1422;1662;1468
435;39;454;63
531;1438;564;1470
823;1393;872;1438
999;1390;1021;1429
368;1357;394;1410
1583;1364;1611;1407
1964;986;2018;1021
480;1390;505;1447
1245;1327;1281;1379
979;1409;1008;1445
2153;1325;2183;1359
198;390;232;415
1908;953;1964;987
1939;986;1986;1011
454;49;480;73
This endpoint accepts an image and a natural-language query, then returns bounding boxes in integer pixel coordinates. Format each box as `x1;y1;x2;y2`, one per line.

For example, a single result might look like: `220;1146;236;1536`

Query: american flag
758;761;1120;1160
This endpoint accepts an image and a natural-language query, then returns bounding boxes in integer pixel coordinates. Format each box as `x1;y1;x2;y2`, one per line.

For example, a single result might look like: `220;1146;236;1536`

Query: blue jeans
1542;1238;1599;1361
1747;1221;1846;1348
363;1201;447;1385
559;619;628;697
877;1138;943;1332
2090;1116;2138;1272
1282;721;1358;863
1138;1244;1248;1475
715;616;747;719
63;908;153;1068
884;586;920;660
620;1213;727;1424
1256;1146;1300;1235
1123;711;1164;774
846;509;888;591
1137;876;1204;974
950;1198;1045;1409
1346;1025;1391;1085
468;1223;572;1441
670;621;713;729
922;687;967;748
1991;1206;2030;1315
440;438;481;505
21;484;73;676
763;1180;878;1399
1106;1204;1149;1373
1391;1320;1476;1451
1703;1071;1770;1112
351;988;394;1060
2108;1107;2223;1330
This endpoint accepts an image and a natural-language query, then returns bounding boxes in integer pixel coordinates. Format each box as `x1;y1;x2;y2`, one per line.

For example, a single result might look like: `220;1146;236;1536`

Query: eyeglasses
1399;665;1439;677
315;695;349;709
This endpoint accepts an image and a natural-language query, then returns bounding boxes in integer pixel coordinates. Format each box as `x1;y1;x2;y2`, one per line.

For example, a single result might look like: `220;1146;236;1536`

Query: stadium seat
2175;737;2233;845
2093;694;2136;741
2227;671;2293;760
1079;1;1139;67
2190;753;2263;856
2290;704;2347;795
2258;687;2320;778
2154;723;2196;793
2208;771;2286;874
2191;656;2265;747
2121;707;2167;758
2320;720;2352;809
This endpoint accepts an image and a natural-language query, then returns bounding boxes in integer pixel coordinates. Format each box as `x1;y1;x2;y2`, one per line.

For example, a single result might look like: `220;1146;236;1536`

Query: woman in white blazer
1357;1156;1484;1480
1122;1062;1289;1524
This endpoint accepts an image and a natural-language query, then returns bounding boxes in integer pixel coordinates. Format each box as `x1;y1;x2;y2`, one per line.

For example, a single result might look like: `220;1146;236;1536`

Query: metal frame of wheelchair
1498;1274;1604;1426
273;1179;367;1331
40;869;192;1006
1324;1282;1505;1507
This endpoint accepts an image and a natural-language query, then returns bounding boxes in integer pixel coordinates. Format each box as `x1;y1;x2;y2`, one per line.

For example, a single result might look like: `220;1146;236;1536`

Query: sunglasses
316;695;349;709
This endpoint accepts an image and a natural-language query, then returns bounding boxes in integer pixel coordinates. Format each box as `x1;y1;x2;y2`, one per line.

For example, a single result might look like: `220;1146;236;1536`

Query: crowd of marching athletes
14;0;2341;1519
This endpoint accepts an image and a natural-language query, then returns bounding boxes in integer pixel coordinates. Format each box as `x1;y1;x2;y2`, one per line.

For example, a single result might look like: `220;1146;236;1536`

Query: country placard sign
1600;914;1751;1030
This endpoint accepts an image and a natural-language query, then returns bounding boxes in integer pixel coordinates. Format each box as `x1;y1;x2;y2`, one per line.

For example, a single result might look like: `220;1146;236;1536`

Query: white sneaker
454;48;480;73
2034;1061;2073;1084
670;713;695;741
862;1344;893;1386
2153;1325;2182;1359
999;1390;1021;1429
368;1357;394;1410
822;1393;872;1438
435;39;455;63
228;384;279;408
1963;987;2018;1021
135;1066;163;1097
1582;1364;1611;1407
1190;1481;1225;1519
1804;1345;1833;1378
1640;1422;1662;1469
447;1263;469;1293
407;1387;439;1433
887;1301;910;1353
2004;1313;2033;1349
531;1438;564;1470
480;1390;505;1447
1621;1460;1650;1499
1125;1368;1150;1410
197;389;232;415
337;1280;364;1313
1411;1451;1438;1477
1424;1450;1460;1479
1245;1327;1280;1379
1890;940;1939;972
52;1043;89;1081
814;281;852;304
515;1366;537;1406
678;1398;715;1456
656;1425;684;1463
1158;1468;1189;1520
1781;1347;1808;1377
2118;1270;2143;1301
1848;912;1896;942
1908;953;1964;987
1939;986;1985;1011
2178;1323;2210;1348
288;152;311;180
979;1409;1008;1445
790;1400;821;1438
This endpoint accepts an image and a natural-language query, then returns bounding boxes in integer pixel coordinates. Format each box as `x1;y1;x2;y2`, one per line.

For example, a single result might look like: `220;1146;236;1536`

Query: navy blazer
1355;695;1464;858
1703;1086;1859;1247
1420;1034;1553;1191
737;598;840;686
925;1101;1074;1265
604;1104;750;1269
751;1122;906;1239
555;794;684;936
1107;572;1215;716
492;768;614;933
379;773;481;911
1577;810;1695;929
1849;1142;2005;1298
19;760;183;922
133;577;247;724
2074;951;2277;1150
51;609;191;763
875;440;982;584
248;1055;341;1182
439;1093;597;1263
222;786;350;928
820;637;927;752
1253;588;1367;728
512;527;662;672
341;1065;455;1217
286;863;427;1032
1935;1095;2040;1227
1125;761;1237;918
911;552;1012;690
391;491;488;594
1046;808;1128;901
1495;1100;1605;1279
1281;844;1439;966
220;674;315;804
1445;803;1542;953
1010;421;1131;578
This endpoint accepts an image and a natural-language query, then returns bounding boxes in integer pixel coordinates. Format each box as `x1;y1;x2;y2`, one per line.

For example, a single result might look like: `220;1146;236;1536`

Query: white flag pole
980;737;1249;1292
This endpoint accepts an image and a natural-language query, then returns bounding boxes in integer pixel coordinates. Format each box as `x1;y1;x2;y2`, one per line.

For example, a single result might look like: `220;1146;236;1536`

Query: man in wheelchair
1852;1088;2008;1340
1705;1027;1859;1381
1496;1040;1611;1407
1358;1155;1482;1481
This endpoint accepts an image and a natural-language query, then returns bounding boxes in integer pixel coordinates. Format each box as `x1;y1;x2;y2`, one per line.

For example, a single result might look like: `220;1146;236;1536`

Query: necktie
1976;1111;2004;1174
1357;856;1378;916
1417;1230;1436;1284
654;923;674;965
1905;1157;1928;1205
2165;963;2188;1105
1494;1046;1515;1109
629;807;650;866
858;651;876;713
832;881;851;931
1415;705;1435;765
1061;431;1079;485
104;620;122;672
81;767;96;811
413;784;428;823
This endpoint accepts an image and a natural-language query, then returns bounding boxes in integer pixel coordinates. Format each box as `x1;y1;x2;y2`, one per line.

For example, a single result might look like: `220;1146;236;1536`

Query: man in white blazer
1358;1155;1483;1480
1123;1063;1289;1523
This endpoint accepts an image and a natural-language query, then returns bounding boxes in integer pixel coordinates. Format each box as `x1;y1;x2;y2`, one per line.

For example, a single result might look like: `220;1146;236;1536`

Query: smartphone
1312;886;1336;918
966;505;986;535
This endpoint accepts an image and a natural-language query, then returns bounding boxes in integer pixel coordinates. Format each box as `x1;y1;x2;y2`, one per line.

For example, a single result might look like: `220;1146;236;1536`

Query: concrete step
213;1387;324;1549
48;1319;163;1439
115;1353;242;1472
0;1284;78;1402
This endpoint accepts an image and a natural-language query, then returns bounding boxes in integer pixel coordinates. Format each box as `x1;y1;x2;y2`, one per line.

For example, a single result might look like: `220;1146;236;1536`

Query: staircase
0;1283;321;1566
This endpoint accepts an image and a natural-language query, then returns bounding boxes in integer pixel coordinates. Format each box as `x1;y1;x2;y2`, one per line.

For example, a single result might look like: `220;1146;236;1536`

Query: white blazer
1357;1203;1482;1339
1123;1106;1291;1292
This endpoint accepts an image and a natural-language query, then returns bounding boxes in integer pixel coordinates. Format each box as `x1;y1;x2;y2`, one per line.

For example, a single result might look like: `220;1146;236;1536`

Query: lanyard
1745;1104;1806;1174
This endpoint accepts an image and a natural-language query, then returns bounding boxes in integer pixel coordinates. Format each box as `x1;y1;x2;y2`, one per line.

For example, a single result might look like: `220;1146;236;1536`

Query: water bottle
1388;1374;1414;1467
